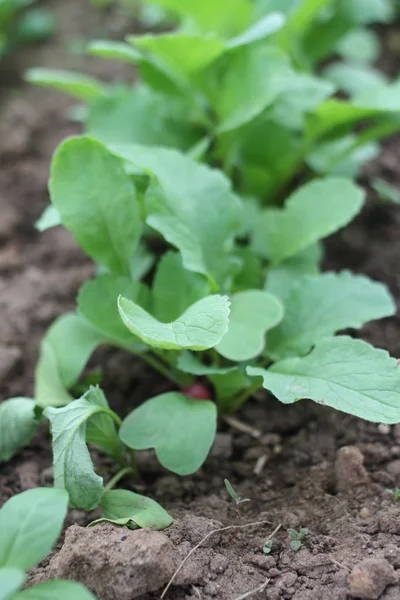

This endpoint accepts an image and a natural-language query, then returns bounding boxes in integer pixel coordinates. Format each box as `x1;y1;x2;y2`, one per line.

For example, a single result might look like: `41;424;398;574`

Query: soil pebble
347;558;397;599
335;445;369;492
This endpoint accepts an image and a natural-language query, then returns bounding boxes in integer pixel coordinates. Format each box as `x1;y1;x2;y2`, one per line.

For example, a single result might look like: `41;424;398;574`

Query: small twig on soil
232;577;270;600
191;585;202;599
223;416;262;439
253;454;268;475
160;520;273;599
330;557;351;572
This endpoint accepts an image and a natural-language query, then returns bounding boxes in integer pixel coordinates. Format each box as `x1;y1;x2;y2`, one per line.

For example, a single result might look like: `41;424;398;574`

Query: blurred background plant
0;0;55;60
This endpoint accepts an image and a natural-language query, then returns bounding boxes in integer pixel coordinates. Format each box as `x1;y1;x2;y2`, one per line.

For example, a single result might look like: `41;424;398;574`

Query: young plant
0;487;96;599
2;0;400;504
288;528;309;551
386;487;400;504
0;0;54;59
225;479;250;517
263;539;273;554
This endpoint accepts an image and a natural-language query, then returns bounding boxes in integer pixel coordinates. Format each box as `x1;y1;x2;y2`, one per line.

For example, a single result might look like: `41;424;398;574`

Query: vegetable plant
288;527;309;551
2;0;400;514
0;487;96;600
0;0;54;59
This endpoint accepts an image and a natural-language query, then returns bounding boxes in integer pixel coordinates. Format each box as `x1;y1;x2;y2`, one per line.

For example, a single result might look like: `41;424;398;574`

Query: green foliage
0;487;95;599
224;479;250;505
0;0;54;60
288;528;309;551
0;398;37;462
4;0;400;497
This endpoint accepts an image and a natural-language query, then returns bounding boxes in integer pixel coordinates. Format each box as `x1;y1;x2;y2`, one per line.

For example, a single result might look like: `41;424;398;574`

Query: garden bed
2;1;400;599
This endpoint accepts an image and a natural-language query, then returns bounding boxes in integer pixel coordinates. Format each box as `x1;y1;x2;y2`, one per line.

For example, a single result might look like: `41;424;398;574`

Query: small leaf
118;294;230;351
372;178;400;204
35;205;61;232
227;12;286;49
0;567;25;600
153;252;210;322
224;479;239;501
49;136;142;276
109;143;242;288
25;68;105;101
85;388;126;465
35;313;104;407
44;397;107;510
290;539;302;551
263;178;364;264
119;392;217;475
12;580;97;600
336;28;380;64
0;398;37;462
78;275;149;352
178;351;237;376
0;488;68;571
89;489;173;530
267;271;395;359
216;290;283;362
248;336;400;423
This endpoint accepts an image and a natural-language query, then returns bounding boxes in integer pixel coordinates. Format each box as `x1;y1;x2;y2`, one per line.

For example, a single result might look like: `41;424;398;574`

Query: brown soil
2;3;400;599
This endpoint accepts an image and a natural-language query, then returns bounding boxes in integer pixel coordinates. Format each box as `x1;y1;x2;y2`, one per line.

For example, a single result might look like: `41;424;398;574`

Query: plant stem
140;352;182;386
103;408;122;428
104;466;134;491
228;381;263;413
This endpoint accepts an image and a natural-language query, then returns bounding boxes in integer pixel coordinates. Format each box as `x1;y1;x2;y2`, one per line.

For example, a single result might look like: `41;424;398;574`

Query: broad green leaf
0;567;25;600
85;387;126;465
120;392;217;475
153;252;210;322
44;398;106;510
87;86;200;149
261;178;364;264
323;62;388;97
248;336;400;423
142;0;252;36
232;248;263;292
307;135;379;177
109;144;242;288
35;313;104;407
118;294;230;351
354;80;400;112
216;290;283;362
178;351;237;375
336;28;380;64
0;488;68;571
78;275;149;352
227;12;286;48
288;0;333;35
49;136;142;276
0;398;37;462
25;68;105;101
130;33;226;76
35;205;61;232
12;581;97;600
267;271;396;360
207;45;293;133
89;489;173;529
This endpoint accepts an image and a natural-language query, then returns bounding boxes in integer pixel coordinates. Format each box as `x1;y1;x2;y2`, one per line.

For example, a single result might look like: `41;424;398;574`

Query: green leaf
372;178;400;204
336;28;380;64
323;62;388;97
248;336;400;423
87;86;199;149
153;252;210;322
178;351;237;375
120;392;217;475
49;136;142;276
307;135;379;177
44;397;107;510
78;275;149;352
262;177;364;264
0;398;37;462
12;580;97;600
0;567;25;600
87;40;142;64
130;33;225;76
25;68;105;101
118;294;230;351
141;0;251;36
208;45;293;133
35;205;61;232
216;290;283;362
0;488;68;570
227;12;286;48
109;144;242;288
85;388;126;465
89;489;173;529
35;313;104;407
224;478;239;501
267;271;396;359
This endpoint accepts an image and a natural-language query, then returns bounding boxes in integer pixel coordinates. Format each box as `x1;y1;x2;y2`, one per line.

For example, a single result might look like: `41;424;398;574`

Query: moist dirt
2;3;400;599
